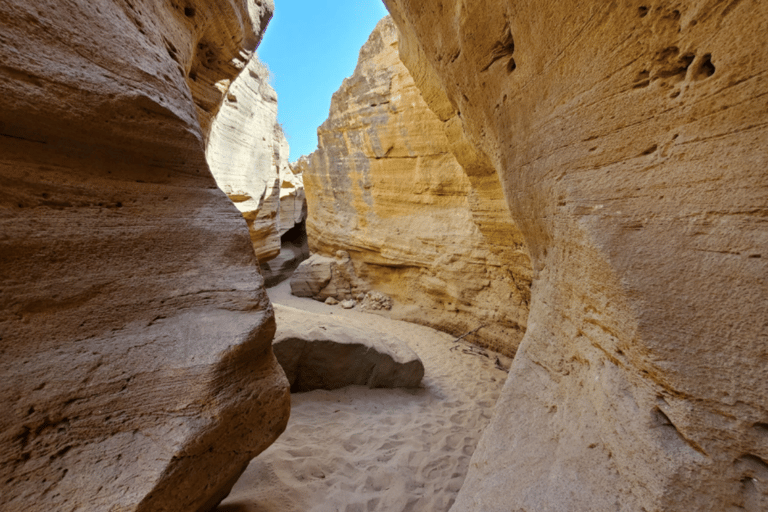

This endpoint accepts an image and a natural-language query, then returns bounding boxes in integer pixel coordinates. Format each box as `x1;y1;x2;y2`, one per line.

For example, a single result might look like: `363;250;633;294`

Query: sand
216;281;511;512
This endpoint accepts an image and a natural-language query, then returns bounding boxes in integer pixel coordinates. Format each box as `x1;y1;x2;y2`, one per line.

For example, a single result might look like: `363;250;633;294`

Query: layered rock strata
0;1;290;510
273;305;424;392
383;0;768;510
302;17;531;356
206;58;307;263
259;220;310;288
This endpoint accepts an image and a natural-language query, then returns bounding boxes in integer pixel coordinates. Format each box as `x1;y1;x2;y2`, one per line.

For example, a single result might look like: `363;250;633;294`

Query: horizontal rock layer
0;1;290;510
383;0;768;510
207;57;306;263
273;305;424;392
302;17;531;356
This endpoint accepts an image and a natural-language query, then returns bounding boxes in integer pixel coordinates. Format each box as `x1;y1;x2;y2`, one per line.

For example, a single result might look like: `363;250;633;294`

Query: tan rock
360;291;394;312
272;305;424;392
0;1;290;511
207;58;306;263
259;221;310;288
383;0;768;510
291;251;370;302
301;17;531;356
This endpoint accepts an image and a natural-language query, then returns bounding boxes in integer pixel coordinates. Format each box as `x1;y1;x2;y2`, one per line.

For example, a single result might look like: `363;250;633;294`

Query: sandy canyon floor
216;280;511;512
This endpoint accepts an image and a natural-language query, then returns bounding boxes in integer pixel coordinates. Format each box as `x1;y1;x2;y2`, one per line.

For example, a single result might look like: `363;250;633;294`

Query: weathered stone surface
360;291;394;312
207;57;306;263
272;305;424;392
301;17;531;356
290;251;369;301
259;221;310;288
383;0;768;510
0;1;290;510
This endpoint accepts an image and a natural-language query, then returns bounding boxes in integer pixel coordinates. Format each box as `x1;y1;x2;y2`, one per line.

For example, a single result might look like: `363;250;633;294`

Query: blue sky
257;0;390;162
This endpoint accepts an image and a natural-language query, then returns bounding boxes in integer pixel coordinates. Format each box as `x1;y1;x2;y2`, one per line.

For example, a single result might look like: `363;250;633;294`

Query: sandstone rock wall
206;57;306;263
0;1;290;510
302;17;531;356
383;0;768;510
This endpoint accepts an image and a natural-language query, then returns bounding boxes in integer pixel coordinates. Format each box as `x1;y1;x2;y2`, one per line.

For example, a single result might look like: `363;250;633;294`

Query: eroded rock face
383;0;768;510
302;17;531;356
273;305;424;392
0;1;290;510
290;251;369;302
207;57;307;263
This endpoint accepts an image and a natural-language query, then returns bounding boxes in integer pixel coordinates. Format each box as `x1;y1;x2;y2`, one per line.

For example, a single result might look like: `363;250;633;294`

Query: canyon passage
1;1;767;512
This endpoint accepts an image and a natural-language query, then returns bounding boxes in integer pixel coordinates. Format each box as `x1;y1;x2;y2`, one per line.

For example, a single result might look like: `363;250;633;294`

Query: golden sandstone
0;0;766;510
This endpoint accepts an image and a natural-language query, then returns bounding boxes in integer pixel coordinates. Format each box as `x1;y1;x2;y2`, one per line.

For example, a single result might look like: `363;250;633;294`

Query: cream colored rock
0;1;290;511
272;305;424;392
207;58;306;262
291;251;369;302
383;0;768;510
302;17;531;356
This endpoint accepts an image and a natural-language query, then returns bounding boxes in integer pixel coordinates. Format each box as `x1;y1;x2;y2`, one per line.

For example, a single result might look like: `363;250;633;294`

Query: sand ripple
217;281;510;512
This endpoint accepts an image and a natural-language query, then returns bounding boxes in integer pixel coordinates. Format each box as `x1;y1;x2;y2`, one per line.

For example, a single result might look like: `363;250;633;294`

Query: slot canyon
0;1;766;512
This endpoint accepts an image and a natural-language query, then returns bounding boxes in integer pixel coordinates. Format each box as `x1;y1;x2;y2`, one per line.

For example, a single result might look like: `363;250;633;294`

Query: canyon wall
302;17;531;356
383;0;768;510
206;57;306;264
0;1;290;510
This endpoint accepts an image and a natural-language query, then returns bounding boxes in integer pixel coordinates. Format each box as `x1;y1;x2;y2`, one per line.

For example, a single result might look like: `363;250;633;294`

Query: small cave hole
680;53;696;70
184;6;195;18
638;6;649;17
188;70;197;82
695;54;716;79
641;144;658;156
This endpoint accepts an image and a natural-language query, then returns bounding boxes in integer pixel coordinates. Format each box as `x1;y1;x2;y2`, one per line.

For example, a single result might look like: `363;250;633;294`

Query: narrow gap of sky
256;0;390;162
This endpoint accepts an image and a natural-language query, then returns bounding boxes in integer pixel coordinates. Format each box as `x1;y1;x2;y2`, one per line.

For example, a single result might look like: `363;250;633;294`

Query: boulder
383;0;768;510
272;305;424;392
291;254;335;297
0;1;290;510
300;17;531;356
290;251;368;301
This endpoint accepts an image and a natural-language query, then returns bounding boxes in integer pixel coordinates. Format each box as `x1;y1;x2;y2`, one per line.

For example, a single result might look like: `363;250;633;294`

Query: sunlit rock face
383;0;768;510
302;17;531;356
206;57;307;263
0;1;290;511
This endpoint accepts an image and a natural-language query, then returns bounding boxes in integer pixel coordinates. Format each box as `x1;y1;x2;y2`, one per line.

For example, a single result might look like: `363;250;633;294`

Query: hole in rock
638;6;649;17
695;54;716;79
184;6;195;18
258;219;309;288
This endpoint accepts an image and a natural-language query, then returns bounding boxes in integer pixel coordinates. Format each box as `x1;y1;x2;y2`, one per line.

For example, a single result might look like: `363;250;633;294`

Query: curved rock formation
383;0;768;510
273;305;424;392
206;57;307;263
301;17;531;356
0;1;290;510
